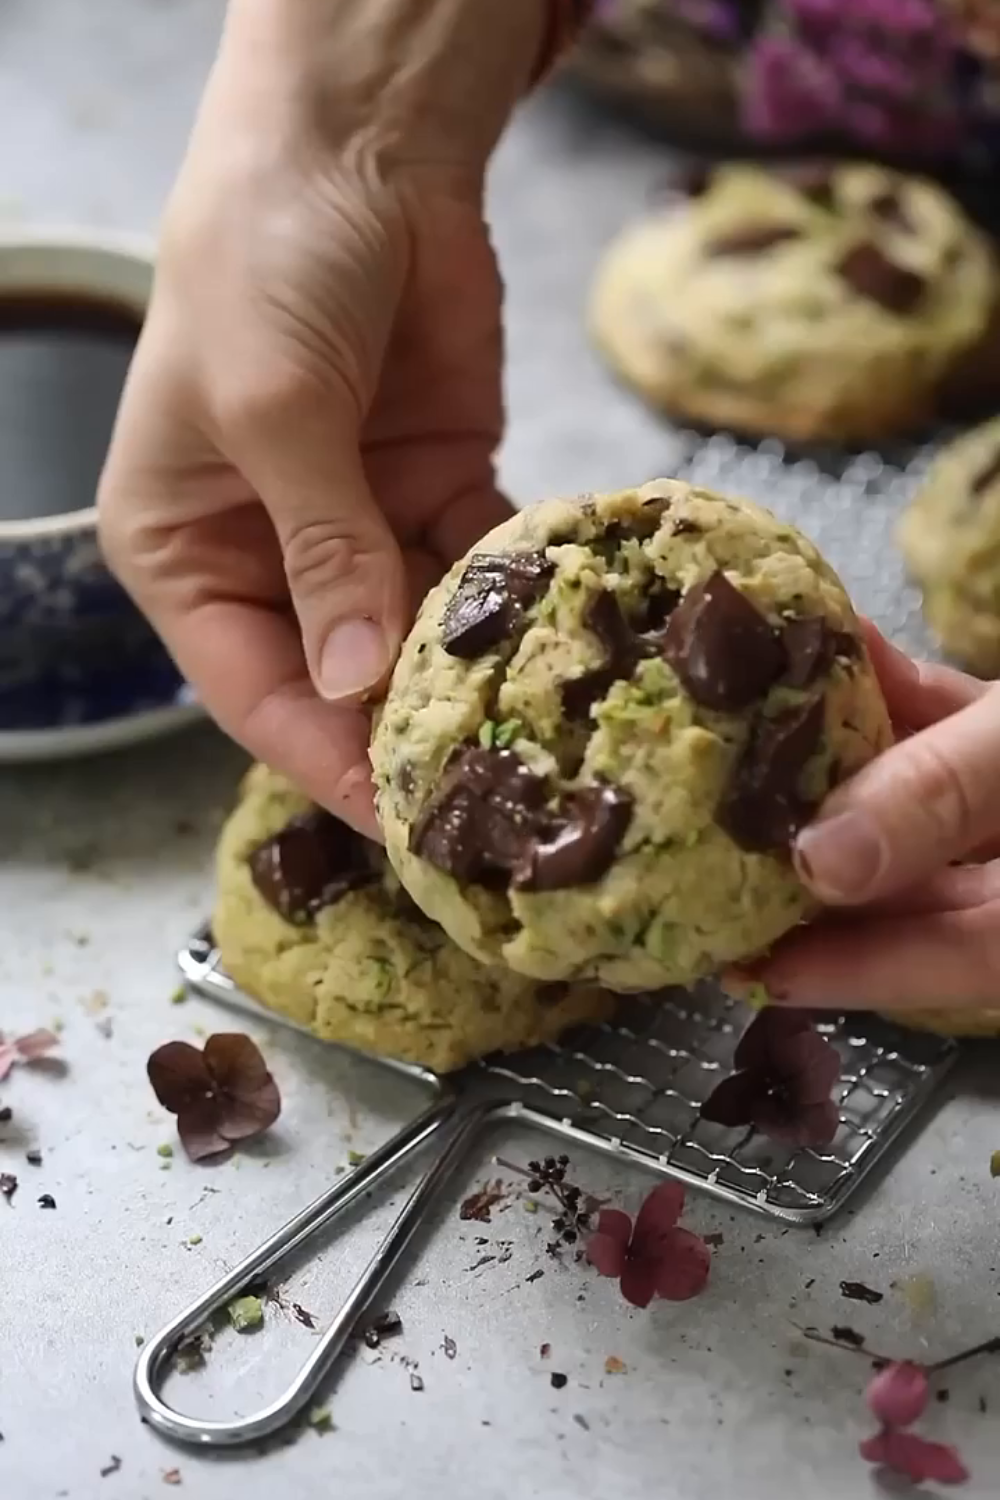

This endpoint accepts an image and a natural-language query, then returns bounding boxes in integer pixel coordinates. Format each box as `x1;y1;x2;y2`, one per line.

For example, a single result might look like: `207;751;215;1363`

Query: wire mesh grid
179;425;963;1225
179;929;957;1226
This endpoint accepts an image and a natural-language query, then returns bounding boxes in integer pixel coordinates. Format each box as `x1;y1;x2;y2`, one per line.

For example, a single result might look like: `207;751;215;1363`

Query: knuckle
282;523;371;598
902;736;976;847
213;361;320;446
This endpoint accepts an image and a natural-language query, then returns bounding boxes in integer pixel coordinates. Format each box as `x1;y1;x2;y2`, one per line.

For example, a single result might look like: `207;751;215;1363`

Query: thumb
244;409;408;703
793;683;1000;905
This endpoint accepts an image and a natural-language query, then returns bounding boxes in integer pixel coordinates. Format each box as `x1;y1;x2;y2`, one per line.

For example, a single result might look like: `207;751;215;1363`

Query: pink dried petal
866;1362;929;1428
14;1029;60;1062
0;1029;60;1081
619;1256;661;1309
860;1428;969;1485
631;1182;685;1244
594;1207;632;1245
653;1228;711;1301
586;1224;630;1279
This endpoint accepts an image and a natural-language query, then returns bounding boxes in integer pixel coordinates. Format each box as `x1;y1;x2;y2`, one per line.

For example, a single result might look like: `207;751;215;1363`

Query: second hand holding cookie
739;624;1000;1013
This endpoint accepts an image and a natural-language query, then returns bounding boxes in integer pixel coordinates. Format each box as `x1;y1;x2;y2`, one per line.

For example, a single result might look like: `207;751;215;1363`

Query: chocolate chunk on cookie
410;746;546;886
836;242;925;314
971;448;1000;496
716;698;826;853
706;225;802;258
515;784;633;892
441;551;553;659
249;810;379;924
662;571;785;711
412;744;632;893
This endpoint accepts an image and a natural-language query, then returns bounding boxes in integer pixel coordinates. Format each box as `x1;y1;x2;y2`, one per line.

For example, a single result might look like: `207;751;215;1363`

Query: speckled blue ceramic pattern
0;522;187;731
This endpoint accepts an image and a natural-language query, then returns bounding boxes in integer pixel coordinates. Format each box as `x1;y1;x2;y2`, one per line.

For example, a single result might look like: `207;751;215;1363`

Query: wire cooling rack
179;929;957;1227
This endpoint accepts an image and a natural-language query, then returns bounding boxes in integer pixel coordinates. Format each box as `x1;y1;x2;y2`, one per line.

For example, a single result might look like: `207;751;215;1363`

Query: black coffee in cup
0;291;141;523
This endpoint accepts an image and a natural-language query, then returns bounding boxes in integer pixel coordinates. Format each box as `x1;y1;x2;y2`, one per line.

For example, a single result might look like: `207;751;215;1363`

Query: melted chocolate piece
716;698;826;853
675;162;715;198
869;188;914;232
781;617;832;688
514;785;633;892
706;225;803;257
662;572;786;711
249;810;380;924
561;586;680;721
836;242;925;314
671;518;703;537
410;746;547;886
441;551;553;659
971;448;1000;496
537;981;571;1007
411;747;632;893
781;163;836;209
782;617;860;688
637;583;682;635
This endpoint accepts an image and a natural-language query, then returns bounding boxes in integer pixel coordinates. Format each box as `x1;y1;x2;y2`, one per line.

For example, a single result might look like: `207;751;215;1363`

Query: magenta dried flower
700;1008;840;1147
860;1361;968;1485
586;1182;710;1308
859;1428;969;1485
867;1361;929;1428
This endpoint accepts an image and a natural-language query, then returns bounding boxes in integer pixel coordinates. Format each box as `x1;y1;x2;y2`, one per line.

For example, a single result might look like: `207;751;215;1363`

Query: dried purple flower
700;1009;840;1147
147;1034;281;1162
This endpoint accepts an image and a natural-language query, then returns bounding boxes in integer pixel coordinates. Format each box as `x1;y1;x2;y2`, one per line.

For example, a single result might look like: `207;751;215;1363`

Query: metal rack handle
134;1094;470;1446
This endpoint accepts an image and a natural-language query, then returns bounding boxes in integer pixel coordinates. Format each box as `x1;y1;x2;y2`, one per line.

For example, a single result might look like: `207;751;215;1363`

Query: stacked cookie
213;480;893;1071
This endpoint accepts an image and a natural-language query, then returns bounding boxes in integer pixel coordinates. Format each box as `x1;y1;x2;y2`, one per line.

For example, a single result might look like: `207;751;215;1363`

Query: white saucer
0;698;206;765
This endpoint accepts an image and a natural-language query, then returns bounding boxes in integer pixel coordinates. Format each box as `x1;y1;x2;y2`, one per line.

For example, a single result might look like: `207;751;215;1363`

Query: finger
161;593;381;838
233;388;409;706
744;898;1000;1011
860;619;986;729
793;681;1000;905
851;861;1000;917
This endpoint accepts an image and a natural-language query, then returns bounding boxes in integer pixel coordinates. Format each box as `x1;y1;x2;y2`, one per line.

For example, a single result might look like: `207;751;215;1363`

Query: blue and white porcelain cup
0;227;201;761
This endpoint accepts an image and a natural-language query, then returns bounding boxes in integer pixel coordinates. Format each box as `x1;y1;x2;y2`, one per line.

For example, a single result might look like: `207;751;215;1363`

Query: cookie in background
589;162;1000;445
897;415;1000;677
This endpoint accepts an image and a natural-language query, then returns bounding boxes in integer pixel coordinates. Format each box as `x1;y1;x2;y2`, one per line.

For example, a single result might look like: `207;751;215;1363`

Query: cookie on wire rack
898;414;1000;677
589;162;1000;445
213;765;612;1074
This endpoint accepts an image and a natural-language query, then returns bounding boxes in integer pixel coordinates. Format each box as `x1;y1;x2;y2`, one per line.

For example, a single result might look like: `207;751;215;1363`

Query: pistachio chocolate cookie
589;162;1000;445
898;415;1000;675
213;765;612;1074
371;480;893;991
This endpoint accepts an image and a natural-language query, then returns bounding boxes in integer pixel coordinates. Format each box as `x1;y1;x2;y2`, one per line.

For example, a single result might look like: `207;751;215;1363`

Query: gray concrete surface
3;3;1000;1497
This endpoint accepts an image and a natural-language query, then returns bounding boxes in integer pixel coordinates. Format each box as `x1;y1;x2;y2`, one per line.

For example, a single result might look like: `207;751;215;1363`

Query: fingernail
794;811;885;901
318;618;390;702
